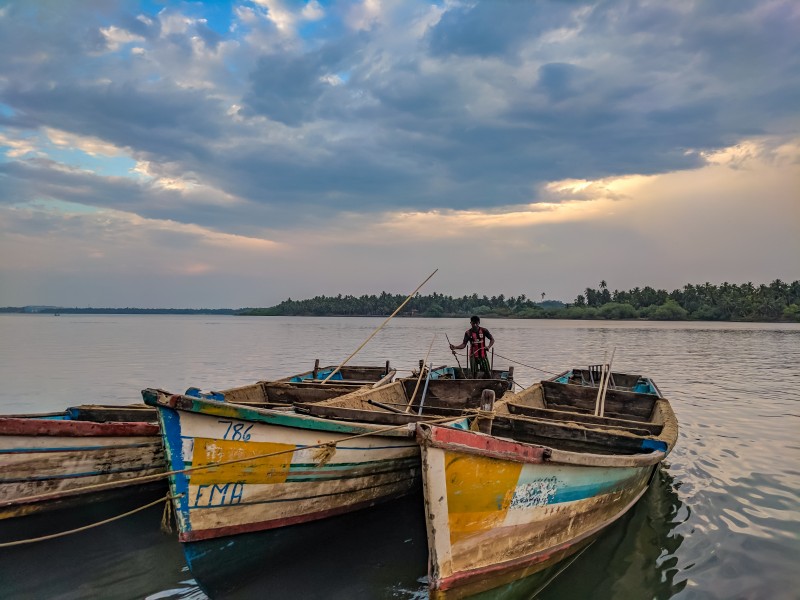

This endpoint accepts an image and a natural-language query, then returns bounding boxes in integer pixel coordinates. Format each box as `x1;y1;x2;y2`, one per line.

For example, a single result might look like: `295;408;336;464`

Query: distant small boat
0;405;165;520
416;366;678;598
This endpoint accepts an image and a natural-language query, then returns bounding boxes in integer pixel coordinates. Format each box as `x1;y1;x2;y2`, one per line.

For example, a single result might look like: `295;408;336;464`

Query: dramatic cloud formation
0;0;797;307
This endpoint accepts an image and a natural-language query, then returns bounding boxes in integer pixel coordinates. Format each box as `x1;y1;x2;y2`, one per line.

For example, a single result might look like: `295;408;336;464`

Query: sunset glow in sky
1;1;798;307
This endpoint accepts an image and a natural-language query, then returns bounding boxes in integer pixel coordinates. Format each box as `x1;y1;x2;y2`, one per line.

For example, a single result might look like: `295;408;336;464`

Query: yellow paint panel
190;438;295;485
444;451;522;544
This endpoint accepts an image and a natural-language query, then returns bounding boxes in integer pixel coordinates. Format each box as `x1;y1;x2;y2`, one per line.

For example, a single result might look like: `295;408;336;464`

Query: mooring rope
491;351;561;377
0;493;183;548
1;410;473;513
0;409;478;547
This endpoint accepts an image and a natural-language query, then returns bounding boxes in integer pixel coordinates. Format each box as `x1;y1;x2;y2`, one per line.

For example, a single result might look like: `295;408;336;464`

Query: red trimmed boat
0;404;165;520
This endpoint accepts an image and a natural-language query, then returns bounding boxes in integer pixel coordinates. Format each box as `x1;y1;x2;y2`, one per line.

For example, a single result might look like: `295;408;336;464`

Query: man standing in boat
450;315;494;378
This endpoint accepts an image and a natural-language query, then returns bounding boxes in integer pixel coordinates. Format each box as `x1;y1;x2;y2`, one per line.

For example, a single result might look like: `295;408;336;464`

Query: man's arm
484;329;494;350
450;331;469;350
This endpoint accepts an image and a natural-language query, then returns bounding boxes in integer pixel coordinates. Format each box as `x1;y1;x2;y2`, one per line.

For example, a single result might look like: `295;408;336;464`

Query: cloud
0;1;797;307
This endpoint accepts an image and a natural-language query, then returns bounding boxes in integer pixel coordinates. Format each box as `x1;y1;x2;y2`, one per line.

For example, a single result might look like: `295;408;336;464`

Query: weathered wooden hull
296;378;508;426
188;363;397;407
144;389;421;590
0;416;165;520
417;423;669;598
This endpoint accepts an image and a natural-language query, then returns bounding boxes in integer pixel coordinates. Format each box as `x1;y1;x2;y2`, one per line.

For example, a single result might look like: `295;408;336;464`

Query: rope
469;408;496;432
492;351;561;376
0;493;182;548
160;493;176;534
1;411;469;510
1;407;493;547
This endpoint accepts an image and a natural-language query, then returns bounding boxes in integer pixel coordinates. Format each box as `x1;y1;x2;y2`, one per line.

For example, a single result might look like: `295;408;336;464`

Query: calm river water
0;315;798;599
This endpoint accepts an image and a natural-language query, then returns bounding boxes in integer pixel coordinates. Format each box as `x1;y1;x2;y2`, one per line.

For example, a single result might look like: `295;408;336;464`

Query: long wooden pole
594;350;607;416
445;333;465;378
321;269;438;383
598;347;616;417
406;333;437;412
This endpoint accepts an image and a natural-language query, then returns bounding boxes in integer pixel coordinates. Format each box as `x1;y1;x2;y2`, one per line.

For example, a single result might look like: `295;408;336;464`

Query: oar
321;269;438;384
405;333;437;412
594;350;608;416
445;333;466;378
598;347;616;417
417;361;434;416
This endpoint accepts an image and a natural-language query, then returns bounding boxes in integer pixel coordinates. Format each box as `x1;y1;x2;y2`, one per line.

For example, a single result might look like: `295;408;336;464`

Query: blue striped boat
141;387;425;594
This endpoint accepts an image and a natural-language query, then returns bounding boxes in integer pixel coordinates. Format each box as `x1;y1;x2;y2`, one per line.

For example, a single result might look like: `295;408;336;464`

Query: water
1;315;798;599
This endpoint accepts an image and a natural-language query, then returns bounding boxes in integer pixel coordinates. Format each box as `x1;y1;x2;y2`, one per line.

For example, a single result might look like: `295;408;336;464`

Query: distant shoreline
2;307;798;323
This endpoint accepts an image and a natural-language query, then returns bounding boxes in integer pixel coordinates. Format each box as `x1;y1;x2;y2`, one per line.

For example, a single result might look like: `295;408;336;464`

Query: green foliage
598;302;638;319
783;304;800;321
641;299;689;320
423;303;444;317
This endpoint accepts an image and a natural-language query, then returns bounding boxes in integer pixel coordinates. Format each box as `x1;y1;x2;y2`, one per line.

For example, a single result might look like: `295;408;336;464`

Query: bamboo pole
598;347;616;417
593;351;608;416
445;333;465;378
417;361;434;416
405;333;437;412
321;269;438;383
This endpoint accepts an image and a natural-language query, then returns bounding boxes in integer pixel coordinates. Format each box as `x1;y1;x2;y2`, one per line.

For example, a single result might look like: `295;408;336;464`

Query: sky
0;0;798;308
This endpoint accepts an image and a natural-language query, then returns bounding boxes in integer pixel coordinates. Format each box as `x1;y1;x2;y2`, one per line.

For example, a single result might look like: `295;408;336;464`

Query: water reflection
536;467;686;600
1;316;797;599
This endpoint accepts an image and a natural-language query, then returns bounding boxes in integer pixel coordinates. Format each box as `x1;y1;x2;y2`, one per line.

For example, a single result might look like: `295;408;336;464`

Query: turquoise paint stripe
286;463;419;482
551;476;640;503
187;474;417;510
0;442;158;454
177;434;416;452
0;463;161;484
289;458;417;470
514;465;645;506
174;398;405;436
177;457;417;473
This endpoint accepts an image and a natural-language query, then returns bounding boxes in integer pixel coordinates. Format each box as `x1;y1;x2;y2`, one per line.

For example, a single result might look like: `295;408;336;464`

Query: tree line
242;280;800;322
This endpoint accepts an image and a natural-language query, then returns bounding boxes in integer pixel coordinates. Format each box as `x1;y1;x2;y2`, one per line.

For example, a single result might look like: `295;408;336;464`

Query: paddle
445;333;466;378
405;333;437;412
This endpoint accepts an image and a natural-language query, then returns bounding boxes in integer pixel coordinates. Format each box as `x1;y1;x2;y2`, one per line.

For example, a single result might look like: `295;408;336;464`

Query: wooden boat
140;370;506;594
0;404;165;520
295;370;512;426
416;367;678;598
184;361;396;407
141;387;424;593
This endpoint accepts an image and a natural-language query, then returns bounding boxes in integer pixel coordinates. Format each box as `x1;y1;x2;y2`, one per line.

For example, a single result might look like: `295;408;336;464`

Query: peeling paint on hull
417;423;668;598
0;417;165;519
147;390;421;589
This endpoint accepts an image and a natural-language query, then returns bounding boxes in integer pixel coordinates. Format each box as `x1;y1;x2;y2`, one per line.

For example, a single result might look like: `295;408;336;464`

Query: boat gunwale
0;417;160;437
417;422;667;468
143;389;416;438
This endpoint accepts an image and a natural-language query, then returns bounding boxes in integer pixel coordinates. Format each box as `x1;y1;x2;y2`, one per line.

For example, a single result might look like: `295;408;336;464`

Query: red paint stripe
178;493;407;542
426;425;548;463
0;418;159;437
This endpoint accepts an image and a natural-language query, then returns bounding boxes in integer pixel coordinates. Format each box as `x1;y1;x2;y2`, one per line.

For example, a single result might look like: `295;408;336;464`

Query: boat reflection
207;466;684;600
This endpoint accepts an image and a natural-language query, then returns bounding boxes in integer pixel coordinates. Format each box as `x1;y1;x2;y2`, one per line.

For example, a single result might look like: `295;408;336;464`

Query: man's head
470;315;480;328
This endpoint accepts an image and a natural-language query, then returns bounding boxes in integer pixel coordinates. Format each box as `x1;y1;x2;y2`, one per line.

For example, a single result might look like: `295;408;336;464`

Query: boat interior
295;378;510;425
487;379;676;455
184;363;396;407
